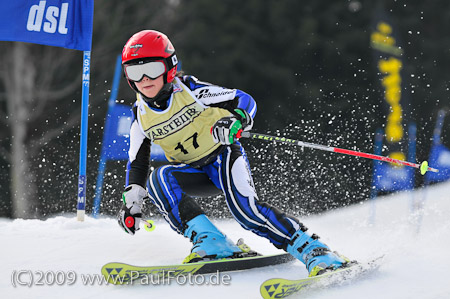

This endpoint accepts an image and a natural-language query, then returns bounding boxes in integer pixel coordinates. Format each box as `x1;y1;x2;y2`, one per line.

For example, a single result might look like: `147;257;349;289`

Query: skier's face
135;75;164;98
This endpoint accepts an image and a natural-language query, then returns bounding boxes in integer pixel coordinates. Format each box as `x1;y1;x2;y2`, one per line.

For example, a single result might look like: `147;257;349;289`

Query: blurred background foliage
0;0;449;218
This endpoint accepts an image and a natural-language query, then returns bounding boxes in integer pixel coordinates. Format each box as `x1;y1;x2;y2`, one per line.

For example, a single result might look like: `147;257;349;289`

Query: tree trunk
6;43;39;218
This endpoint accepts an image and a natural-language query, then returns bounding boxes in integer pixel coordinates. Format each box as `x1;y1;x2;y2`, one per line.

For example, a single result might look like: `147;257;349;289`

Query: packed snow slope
1;181;449;299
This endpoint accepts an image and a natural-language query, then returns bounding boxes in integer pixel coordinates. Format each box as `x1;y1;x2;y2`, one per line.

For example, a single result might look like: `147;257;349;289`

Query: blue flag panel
103;105;132;160
426;144;450;183
103;104;166;162
372;123;416;193
373;163;414;192
0;0;94;51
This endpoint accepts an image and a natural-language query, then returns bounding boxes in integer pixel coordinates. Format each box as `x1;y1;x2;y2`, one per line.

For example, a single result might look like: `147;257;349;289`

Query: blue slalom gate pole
416;110;447;233
369;129;383;225
77;51;92;221
92;55;123;217
407;123;417;217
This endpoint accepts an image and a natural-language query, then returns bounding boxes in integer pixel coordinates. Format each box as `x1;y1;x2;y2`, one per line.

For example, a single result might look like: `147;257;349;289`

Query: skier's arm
126;106;151;188
119;106;151;235
182;75;257;120
182;75;256;144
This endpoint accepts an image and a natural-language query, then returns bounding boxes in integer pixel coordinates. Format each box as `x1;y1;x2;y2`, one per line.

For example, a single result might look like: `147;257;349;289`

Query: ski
260;256;383;299
101;252;295;285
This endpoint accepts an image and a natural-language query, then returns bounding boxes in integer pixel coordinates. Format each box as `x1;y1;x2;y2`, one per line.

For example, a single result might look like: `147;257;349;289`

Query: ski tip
420;161;429;175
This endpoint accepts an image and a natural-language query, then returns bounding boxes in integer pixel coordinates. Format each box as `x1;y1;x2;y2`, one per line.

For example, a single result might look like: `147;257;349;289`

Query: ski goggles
123;61;167;82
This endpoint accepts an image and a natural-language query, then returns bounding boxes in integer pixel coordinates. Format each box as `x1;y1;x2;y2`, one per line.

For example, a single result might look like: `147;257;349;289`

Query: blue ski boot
182;214;246;263
286;226;350;277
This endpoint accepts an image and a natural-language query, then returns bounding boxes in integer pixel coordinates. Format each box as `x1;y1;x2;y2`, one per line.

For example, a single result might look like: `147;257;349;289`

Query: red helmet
122;30;178;92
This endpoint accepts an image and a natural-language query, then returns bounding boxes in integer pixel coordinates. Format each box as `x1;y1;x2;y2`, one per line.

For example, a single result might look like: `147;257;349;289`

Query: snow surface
1;181;450;299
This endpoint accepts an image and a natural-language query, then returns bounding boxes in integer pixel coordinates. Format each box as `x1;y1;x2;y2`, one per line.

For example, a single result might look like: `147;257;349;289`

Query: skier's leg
213;144;349;276
147;164;241;262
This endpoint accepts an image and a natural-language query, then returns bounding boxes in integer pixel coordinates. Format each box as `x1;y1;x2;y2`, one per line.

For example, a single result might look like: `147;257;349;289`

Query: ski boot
286;225;351;277
182;214;253;263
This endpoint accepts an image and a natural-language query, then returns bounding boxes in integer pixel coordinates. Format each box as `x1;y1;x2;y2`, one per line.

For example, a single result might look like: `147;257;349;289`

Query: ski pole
237;131;438;175
124;216;155;231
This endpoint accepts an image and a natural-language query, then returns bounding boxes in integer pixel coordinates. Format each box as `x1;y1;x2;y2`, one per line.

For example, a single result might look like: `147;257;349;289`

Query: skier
117;30;350;277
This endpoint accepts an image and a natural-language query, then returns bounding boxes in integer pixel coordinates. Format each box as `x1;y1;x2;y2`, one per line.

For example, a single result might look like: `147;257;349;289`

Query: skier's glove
211;109;253;145
234;108;254;132
117;184;148;235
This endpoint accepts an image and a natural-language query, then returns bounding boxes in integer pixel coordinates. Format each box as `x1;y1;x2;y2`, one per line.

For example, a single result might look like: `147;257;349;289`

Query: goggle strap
166;53;178;70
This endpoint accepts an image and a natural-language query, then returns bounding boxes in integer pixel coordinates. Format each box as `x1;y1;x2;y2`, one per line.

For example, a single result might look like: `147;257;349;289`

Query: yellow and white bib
135;78;232;164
